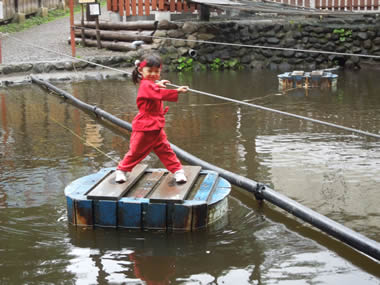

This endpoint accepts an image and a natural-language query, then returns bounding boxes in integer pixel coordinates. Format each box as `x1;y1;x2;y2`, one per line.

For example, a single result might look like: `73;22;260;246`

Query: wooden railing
273;0;379;11
107;0;197;17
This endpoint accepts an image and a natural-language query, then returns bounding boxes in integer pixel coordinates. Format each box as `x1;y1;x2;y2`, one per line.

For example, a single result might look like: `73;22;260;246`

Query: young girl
115;54;189;184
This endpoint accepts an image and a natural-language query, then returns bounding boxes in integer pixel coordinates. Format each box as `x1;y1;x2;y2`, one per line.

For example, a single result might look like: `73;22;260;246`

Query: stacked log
71;20;179;52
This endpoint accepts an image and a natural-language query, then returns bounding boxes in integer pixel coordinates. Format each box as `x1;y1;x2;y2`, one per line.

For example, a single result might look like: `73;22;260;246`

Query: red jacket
132;79;179;131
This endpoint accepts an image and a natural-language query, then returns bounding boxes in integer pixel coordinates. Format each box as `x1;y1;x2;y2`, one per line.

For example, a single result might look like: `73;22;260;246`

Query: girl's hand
156;80;170;88
177;86;189;93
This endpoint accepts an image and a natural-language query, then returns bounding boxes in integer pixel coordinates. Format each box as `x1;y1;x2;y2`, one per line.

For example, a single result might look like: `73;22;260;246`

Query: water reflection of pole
0;94;8;207
72;86;84;157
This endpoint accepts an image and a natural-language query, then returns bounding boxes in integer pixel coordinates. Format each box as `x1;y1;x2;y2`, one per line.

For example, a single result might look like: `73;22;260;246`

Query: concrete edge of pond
0;67;134;86
0;54;139;85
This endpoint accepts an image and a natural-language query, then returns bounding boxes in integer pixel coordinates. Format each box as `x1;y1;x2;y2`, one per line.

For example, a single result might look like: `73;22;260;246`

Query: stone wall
1;15;380;80
152;15;380;71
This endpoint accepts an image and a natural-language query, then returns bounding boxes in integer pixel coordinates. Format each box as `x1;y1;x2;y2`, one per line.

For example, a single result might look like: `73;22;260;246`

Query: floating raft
65;165;231;231
278;70;338;90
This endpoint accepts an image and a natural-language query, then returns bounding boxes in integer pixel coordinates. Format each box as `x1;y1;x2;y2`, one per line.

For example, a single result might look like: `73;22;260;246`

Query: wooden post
81;4;86;47
95;15;102;49
70;0;76;57
0;37;2;64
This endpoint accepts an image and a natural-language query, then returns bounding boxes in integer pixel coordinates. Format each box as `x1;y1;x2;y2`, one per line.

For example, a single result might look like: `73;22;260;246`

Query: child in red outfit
115;54;189;184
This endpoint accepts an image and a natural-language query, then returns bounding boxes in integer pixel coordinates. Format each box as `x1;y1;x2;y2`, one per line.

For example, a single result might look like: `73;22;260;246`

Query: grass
0;1;106;34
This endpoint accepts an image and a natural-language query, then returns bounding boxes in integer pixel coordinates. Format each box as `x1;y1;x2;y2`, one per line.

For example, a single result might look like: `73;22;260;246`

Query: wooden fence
272;0;379;11
106;0;197;17
0;0;62;22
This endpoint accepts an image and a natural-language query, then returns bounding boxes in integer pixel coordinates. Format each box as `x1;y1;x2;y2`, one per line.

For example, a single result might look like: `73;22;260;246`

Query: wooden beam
149;166;201;203
86;164;148;200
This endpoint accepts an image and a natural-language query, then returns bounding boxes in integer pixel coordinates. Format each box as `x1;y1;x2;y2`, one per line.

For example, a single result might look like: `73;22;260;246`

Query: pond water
0;68;379;284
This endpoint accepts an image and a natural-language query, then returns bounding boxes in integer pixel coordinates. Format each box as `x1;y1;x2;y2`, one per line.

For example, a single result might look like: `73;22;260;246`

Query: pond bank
1;14;380;81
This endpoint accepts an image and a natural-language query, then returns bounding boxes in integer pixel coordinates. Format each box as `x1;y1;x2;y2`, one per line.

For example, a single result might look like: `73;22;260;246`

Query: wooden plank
177;0;182;11
159;0;165;10
144;202;167;229
347;0;352;10
152;0;157;10
125;0;130;16
145;0;150;15
118;199;142;228
149;166;202;203
354;0;358;9
170;0;176;11
132;0;137;16
94;200;117;227
127;171;165;198
87;164;148;200
171;203;192;231
193;172;218;202
75;199;93;226
119;0;124;16
112;0;118;12
66;197;76;225
107;0;112;10
340;0;345;10
184;0;188;11
138;0;144;15
192;202;208;229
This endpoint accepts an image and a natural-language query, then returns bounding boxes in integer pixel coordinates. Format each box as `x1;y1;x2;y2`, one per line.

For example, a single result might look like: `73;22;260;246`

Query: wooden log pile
71;20;179;52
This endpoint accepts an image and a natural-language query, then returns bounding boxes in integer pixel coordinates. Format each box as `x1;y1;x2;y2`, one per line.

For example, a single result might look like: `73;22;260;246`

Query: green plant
177;57;194;71
333;28;352;42
210;58;241;70
210;58;222;70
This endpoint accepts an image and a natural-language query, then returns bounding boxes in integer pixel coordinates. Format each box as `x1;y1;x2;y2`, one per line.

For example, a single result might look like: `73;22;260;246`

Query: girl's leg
117;131;160;172
153;129;183;173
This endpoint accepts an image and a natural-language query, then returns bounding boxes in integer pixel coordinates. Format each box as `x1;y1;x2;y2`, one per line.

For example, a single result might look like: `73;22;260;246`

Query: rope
4;33;380;139
169;83;380;139
36;95;119;163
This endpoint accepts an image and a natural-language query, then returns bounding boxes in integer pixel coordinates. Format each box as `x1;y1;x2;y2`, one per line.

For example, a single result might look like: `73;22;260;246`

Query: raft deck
65;165;231;231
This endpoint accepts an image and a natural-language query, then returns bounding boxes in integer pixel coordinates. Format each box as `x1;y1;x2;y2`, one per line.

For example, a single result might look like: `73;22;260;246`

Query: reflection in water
0;70;380;284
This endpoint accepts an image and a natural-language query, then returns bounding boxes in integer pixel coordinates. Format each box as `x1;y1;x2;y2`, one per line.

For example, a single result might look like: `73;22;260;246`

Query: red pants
117;129;182;173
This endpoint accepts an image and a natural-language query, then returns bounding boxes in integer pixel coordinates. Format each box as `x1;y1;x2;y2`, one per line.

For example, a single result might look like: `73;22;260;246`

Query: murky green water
0;68;379;284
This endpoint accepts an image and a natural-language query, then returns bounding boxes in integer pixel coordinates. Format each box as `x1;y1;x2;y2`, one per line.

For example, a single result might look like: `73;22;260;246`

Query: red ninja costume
117;79;183;173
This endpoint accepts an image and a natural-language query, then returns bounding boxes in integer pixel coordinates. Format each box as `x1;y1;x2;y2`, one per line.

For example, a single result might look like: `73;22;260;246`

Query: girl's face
139;66;161;82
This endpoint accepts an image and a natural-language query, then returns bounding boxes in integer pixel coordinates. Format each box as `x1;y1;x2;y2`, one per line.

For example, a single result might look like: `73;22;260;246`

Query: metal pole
70;0;76;57
30;75;380;262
